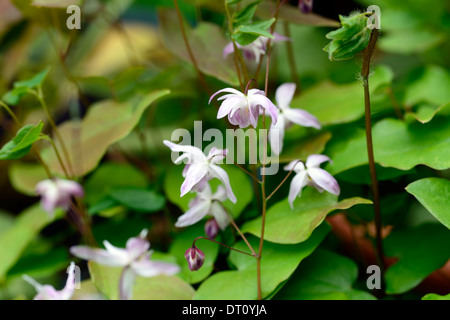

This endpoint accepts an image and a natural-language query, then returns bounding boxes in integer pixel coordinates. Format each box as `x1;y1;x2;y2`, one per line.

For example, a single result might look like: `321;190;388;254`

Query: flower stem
361;28;385;293
41;135;70;179
283;21;299;86
193;236;255;257
266;160;302;201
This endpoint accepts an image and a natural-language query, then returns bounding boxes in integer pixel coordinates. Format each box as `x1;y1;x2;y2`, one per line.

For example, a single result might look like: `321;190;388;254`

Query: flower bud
184;246;205;271
205;218;220;239
299;0;313;14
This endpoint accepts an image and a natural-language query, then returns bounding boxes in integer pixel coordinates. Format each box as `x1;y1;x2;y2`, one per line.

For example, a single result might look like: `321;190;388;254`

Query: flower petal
163;140;205;163
180;164;208;197
223;42;235;59
305;154;332;168
249;93;278;125
307;167;340;195
59;262;76;300
175;198;210;228
126;237;150;261
284;160;305;172
212;185;227;202
209;164;237;203
275;83;296;109
210;201;229;230
56;179;84;198
268;113;285;155
209;88;244;104
288;170;308;209
131;259;180;277
119;267;136;300
283;108;321;129
70;246;126;267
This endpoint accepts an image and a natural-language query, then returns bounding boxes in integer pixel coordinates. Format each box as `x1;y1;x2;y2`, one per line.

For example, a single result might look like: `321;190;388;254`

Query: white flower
35;178;84;217
164;141;237;203
23;262;77;300
70;229;180;300
269;83;321;155
285;154;340;209
209;87;278;129
175;183;229;230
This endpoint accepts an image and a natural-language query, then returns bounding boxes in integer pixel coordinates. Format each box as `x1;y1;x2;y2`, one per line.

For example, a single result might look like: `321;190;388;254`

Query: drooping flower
175;183;230;231
164;141;237;203
205;218;220;239
185;246;205;271
223;33;290;64
285;154;340;209
70;229;180;300
23;262;77;300
209;87;278;128
269;83;321;155
298;0;313;14
35;178;84;218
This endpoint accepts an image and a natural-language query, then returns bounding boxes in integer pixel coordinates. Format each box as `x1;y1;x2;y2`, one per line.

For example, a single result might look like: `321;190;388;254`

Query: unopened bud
185;246;205;271
205;219;220;239
298;0;313;14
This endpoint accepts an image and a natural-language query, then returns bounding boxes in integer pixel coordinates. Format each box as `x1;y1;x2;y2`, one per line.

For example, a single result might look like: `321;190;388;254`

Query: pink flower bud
205;218;220;239
184;246;205;271
299;0;313;14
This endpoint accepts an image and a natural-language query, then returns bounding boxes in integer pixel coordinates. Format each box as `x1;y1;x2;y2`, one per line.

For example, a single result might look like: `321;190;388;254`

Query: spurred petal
131;259;180;277
210;201;229;230
217;96;243;119
175;198;210;228
223;42;235;58
119;267;135;300
307;167;340;195
34;285;61;300
163;140;205;163
57;180;84;198
288;170;308;209
284;160;305;172
59;262;76;300
209;88;244;104
209;164;237;203
212;185;227;202
275;83;296;109
249;93;278;125
268;113;285;155
283;108;321;129
306;154;332;168
126;236;150;261
180;164;208;197
70;246;127;267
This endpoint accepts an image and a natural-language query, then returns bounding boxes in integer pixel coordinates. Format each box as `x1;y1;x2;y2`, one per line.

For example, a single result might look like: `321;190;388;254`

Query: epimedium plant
0;0;449;301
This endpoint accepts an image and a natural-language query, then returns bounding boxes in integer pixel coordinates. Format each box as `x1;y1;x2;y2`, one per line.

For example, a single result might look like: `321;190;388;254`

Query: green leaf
404;65;450;107
108;187;165;213
0;121;44;160
0;204;60;282
8;163;47;196
159;9;239;86
384;223;450;295
13;67;51;89
227;0;242;4
406;178;450;230
233;18;275;46
88;261;195;300
164;164;252;219
169;224;219;284
290;65;393;126
31;0;81;8
233;1;261;27
422;293;450;300
323;13;371;61
242;188;372;244
2;87;29;106
41;90;170;177
275;249;376;300
327;116;450;175
84;162;148;206
194;222;330;300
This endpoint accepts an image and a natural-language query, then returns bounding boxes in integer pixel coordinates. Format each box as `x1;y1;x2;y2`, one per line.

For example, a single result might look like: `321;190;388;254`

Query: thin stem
266;160;302;201
173;0;212;96
193;236;255;257
361;29;385;293
224;154;262;184
386;87;403;120
0;100;21;125
218;201;256;257
41;135;70;179
31;89;75;178
283;21;299;86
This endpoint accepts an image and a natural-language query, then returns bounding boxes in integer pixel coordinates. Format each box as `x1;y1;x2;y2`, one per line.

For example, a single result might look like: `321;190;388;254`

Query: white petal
59;262;76;300
306;154;332;168
209;164;237;203
248;93;278;125
212;185;227;202
180;164;208;197
131;259;180;278
209;88;244;104
275;83;296;109
163;140;205;163
268;113;285;155
288;170;308;209
70;246;127;267
284;160;305;172
210;201;229;230
126;237;150;261
119;267;135;300
307;168;340;196
56;179;84;198
175;198;210;228
217;96;243;119
283;108;321;129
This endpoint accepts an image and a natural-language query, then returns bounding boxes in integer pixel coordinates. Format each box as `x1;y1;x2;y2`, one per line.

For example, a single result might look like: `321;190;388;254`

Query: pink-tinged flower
70;229;180;300
175;183;229;231
164;141;237;203
285;154;340;209
299;0;313;14
23;262;77;300
269;83;321;155
205;218;220;239
185;246;205;271
35;178;84;218
223;33;290;64
209;87;278;128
